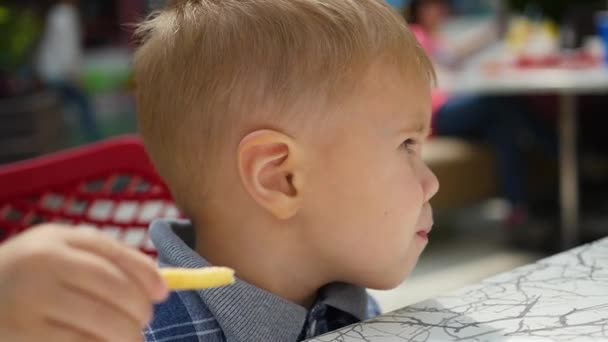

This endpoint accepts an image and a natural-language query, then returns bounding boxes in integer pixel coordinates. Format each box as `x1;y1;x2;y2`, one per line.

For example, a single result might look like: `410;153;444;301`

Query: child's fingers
45;320;104;342
45;285;144;342
57;248;154;328
63;228;168;302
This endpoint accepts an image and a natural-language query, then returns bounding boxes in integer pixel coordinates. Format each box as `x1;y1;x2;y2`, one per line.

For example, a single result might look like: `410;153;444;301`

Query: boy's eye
401;139;418;153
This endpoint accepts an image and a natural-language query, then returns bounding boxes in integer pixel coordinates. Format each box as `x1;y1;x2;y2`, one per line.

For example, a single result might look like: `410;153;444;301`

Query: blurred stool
423;137;499;209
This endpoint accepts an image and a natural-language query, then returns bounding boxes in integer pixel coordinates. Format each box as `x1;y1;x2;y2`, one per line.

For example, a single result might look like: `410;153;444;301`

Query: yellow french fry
160;267;235;290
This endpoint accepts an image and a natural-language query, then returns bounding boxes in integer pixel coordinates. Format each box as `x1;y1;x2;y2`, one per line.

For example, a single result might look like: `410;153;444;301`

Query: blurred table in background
308;236;608;341
440;43;608;250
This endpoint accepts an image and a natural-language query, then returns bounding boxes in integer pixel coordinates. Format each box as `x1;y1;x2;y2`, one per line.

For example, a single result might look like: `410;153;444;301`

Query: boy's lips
416;223;433;240
417;230;429;240
416;222;433;234
416;205;434;239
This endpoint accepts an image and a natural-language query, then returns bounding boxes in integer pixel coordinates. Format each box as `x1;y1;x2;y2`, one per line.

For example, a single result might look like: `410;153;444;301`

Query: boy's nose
421;163;439;203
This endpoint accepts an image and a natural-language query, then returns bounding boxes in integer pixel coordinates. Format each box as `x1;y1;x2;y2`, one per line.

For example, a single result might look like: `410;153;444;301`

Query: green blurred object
79;49;134;94
81;69;132;94
0;4;42;72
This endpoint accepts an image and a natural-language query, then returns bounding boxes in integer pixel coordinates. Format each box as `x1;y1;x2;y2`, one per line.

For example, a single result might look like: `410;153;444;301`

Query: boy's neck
193;218;325;309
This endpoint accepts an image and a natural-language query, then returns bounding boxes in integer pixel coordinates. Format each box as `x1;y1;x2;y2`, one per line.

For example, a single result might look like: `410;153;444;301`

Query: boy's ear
237;130;303;220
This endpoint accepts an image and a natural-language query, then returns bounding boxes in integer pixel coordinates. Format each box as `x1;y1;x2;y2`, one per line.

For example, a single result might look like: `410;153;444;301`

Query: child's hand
0;224;168;341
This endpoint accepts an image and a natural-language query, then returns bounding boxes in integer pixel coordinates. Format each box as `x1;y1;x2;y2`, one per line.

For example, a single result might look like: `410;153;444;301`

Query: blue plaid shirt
144;288;381;342
143;219;381;342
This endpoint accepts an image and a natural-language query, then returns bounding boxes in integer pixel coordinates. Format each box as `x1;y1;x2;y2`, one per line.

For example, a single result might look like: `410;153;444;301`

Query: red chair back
0;136;181;255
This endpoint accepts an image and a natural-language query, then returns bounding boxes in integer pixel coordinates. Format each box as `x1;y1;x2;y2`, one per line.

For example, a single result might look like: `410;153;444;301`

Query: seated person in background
405;0;557;228
0;1;439;341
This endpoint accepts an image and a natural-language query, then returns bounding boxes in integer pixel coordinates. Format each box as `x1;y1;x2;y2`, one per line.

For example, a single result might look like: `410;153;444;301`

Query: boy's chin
360;267;414;291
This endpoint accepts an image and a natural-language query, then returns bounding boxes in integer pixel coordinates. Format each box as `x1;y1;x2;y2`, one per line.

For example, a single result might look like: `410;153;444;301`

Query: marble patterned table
308;237;608;342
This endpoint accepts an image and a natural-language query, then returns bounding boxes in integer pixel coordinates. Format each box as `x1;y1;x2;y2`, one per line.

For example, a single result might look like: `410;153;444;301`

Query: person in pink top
404;0;557;228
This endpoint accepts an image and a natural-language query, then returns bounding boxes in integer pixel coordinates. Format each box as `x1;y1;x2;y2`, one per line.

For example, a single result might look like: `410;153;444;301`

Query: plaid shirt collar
150;219;369;342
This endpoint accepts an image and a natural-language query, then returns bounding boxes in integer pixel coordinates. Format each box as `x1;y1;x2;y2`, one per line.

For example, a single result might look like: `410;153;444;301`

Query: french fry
160;267;235;290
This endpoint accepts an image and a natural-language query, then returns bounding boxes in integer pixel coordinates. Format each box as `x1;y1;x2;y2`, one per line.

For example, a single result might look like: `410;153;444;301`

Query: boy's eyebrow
398;120;430;137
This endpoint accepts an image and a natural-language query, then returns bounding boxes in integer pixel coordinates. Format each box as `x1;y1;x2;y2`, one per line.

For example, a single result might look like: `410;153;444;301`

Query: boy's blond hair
134;0;434;216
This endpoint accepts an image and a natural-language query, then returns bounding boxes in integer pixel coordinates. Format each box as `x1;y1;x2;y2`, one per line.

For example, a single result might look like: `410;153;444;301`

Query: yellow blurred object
506;17;531;52
542;20;559;40
160;267;236;291
506;17;560;56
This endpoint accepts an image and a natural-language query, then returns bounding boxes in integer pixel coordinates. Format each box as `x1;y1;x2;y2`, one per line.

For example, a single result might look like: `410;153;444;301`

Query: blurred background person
35;0;100;142
404;0;557;229
406;0;504;68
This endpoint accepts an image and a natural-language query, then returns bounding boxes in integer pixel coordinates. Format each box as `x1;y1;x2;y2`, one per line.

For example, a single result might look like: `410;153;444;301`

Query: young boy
0;0;438;341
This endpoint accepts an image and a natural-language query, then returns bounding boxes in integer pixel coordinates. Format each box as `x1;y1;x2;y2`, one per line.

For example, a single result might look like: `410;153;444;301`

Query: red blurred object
515;51;602;70
0;136;181;256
